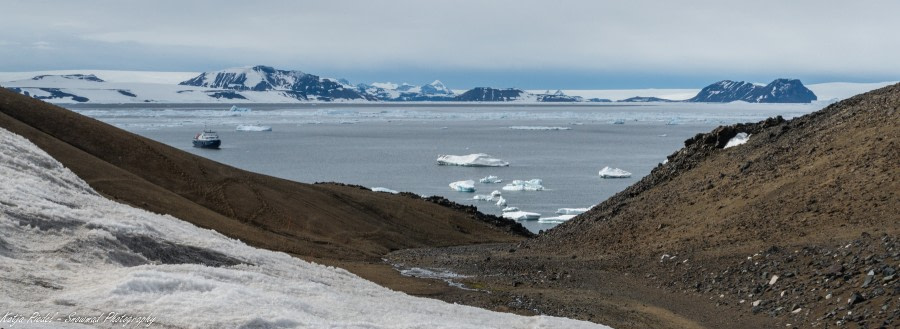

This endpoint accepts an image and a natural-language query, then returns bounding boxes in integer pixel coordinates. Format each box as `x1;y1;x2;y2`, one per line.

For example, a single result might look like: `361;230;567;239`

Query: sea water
64;102;822;233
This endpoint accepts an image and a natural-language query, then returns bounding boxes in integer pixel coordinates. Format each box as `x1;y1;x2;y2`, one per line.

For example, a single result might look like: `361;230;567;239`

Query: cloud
1;0;898;87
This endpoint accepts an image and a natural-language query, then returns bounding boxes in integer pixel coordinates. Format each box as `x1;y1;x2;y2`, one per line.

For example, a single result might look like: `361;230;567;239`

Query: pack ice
437;154;510;167
0;128;607;329
598;167;632;178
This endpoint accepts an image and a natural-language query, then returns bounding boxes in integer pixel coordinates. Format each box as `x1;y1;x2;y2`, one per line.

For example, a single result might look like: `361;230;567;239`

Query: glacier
0;127;606;328
437;154;510;167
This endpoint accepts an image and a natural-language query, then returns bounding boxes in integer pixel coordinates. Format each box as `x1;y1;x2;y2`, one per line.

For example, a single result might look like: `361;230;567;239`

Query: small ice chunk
598;166;632;178
502;211;541;221
502;179;544;191
229;105;251;112
479;175;503;183
501;206;519;212
449;180;476;192
236;124;272;132
612;119;625;125
490;190;502;198
556;207;590;215
437;154;509;167
538;214;577;223
371;187;399;194
495;196;507;207
724;132;751;149
473;194;493;201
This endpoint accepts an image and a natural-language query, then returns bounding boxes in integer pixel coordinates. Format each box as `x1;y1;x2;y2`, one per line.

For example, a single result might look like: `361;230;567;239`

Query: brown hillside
0;87;526;266
387;84;899;329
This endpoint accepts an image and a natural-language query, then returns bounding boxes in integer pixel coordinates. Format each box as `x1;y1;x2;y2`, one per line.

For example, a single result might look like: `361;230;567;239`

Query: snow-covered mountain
180;65;375;101
536;89;583;102
357;80;456;101
688;79;817;103
0;126;605;328
454;87;534;102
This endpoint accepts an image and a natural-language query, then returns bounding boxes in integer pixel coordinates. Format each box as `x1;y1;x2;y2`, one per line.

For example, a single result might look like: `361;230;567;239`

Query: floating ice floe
556;207;591;215
479;175;503;183
612;119;625;125
491;190;502;198
502;206;520;212
437;154;509;167
235;124;272;132
598;166;632;178
229;105;251;112
508;126;572;131
724;132;751;149
502;211;541;221
371;187;399;194
495;196;507;207
502;179;544;191
538;215;577;223
449;180;476;192
473;194;494;201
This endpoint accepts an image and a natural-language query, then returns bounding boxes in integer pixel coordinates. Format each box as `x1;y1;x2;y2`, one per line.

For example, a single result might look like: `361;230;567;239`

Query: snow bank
236;124;272;131
598;167;632;178
723;132;751;149
371;187;399;194
502;211;541;221
449;180;476;192
0;127;606;329
479;175;502;183
557;207;591;215
437;154;509;167
502;179;544;191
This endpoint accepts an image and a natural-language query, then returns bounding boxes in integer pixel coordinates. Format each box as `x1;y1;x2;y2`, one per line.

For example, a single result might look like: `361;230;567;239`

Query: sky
1;0;898;89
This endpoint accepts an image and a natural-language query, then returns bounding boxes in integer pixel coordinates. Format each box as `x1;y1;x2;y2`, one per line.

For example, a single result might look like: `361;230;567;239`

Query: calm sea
65;102;822;232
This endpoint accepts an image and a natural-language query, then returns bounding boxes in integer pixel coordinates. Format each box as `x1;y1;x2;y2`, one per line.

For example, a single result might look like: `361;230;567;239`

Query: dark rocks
687;79;817;103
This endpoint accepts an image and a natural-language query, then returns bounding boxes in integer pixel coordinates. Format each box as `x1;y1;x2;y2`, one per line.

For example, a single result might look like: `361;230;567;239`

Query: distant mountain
454;87;531;101
587;98;613;103
358;80;456;101
179;65;374;101
32;74;105;83
688;79;817;103
537;90;583;102
618;96;676;102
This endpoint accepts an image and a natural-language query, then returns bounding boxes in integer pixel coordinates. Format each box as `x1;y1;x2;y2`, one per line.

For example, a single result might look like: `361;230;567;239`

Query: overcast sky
1;0;898;88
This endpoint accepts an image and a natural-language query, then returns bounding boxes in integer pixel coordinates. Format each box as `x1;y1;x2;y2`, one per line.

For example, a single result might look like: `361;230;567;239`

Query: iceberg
437;154;509;167
502;211;541;221
495;196;507;207
724;132;751;149
556;207;591;215
502;179;544;191
449;180;476;192
490;190;502;198
598;166;632;178
508;126;571;131
539;215;577;223
473;194;494;201
229;105;251;112
479;175;503;183
236;124;272;132
371;187;399;194
502;206;520;212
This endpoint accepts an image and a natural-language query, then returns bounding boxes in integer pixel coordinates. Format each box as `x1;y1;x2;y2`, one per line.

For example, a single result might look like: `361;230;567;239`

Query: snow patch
723;132;750;149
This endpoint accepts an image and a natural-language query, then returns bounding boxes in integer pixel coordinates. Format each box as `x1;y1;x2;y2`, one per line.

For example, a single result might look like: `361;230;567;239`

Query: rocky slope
688;79;817;103
389;83;899;329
